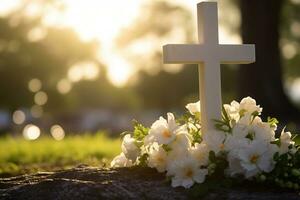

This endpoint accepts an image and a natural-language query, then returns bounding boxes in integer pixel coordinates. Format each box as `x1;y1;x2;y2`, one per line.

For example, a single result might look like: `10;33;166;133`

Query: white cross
163;2;255;134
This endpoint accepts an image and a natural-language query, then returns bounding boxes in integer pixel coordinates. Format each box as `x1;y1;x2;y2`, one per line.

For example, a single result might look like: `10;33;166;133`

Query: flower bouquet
111;97;299;191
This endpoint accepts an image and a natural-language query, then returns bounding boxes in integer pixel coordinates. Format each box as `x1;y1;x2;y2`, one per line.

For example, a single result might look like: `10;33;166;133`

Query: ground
1;134;300;199
1;166;300;200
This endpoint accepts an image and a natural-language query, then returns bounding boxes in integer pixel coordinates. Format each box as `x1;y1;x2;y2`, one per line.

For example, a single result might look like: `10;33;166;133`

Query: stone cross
163;2;255;134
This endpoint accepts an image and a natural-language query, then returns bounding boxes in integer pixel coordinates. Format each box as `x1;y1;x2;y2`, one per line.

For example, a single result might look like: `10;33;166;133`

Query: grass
0;133;121;176
0;132;299;177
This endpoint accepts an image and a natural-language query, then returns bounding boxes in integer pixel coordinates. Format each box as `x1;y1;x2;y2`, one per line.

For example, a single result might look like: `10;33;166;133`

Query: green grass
1;132;299;177
0;133;121;176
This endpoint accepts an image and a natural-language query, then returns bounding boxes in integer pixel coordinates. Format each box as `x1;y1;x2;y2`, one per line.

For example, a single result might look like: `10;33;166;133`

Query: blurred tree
116;1;194;73
116;1;200;110
0;14;96;111
0;1;138;114
239;0;300;122
117;1;245;110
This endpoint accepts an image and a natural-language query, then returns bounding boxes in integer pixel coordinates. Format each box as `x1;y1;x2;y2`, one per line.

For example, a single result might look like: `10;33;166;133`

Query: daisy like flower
167;156;208;188
232;117;275;144
167;132;191;163
169;127;191;150
146;113;179;145
121;134;140;161
224;134;249;155
110;153;133;168
238;140;275;178
202;130;226;154
250;122;275;143
147;143;168;172
226;153;245;177
185;101;200;116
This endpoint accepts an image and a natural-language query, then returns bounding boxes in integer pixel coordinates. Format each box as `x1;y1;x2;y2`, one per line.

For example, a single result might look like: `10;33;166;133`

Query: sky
0;0;241;87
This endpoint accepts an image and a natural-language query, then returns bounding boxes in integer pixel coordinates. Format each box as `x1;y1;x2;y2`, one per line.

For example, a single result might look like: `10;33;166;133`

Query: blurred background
0;0;300;175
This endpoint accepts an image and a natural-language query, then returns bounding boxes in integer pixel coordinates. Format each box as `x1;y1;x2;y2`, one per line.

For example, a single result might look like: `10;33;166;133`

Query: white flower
146;113;179;145
238;140;275;178
250;121;275;142
110;153;133;168
167;134;191;162
226;154;245;177
232;117;275;143
202;130;226;154
147;143;168;172
224;97;262;123
167;156;208;188
190;142;209;166
185;101;200;115
239;97;262;116
246;119;275;143
231;123;249;138
169;127;191;152
279;129;295;155
224;100;240;122
121;134;139;161
238;113;254;125
224;134;249;154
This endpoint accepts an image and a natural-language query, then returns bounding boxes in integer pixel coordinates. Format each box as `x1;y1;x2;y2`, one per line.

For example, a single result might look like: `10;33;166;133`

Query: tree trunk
238;0;299;122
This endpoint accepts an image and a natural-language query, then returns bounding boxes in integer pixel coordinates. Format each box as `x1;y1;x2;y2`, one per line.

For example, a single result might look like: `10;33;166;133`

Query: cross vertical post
197;2;222;133
163;2;255;135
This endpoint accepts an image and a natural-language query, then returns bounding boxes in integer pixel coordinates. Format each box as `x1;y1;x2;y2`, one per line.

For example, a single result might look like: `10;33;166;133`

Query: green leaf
137;153;149;167
162;144;172;152
252;111;260;117
267;117;279;128
246;131;255;140
209;151;216;162
132;120;149;141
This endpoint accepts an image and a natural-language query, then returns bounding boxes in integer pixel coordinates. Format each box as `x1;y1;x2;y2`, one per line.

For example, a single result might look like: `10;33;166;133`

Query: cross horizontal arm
219;44;255;64
163;44;206;64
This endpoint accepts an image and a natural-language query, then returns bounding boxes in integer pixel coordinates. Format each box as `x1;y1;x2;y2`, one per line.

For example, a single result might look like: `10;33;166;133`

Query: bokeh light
23;124;41;140
68;62;100;82
50;125;65;140
57;79;72;94
289;78;300;101
34;91;48;106
282;42;297;59
12;110;26;125
28;78;42;92
290;0;300;4
30;105;43;118
291;21;300;37
27;27;47;42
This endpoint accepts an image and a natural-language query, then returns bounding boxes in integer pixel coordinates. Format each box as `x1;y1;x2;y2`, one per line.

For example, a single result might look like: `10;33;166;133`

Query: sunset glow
0;0;241;87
